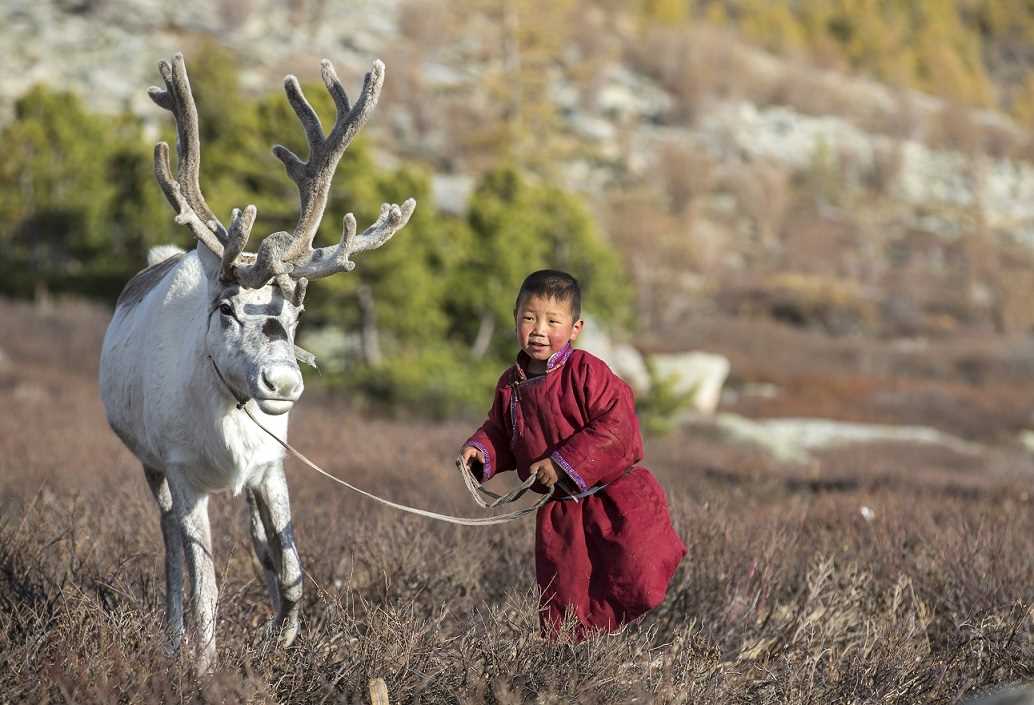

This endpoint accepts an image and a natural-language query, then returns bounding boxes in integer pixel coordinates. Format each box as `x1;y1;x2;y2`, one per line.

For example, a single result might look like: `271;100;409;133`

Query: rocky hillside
0;0;402;118
6;0;1034;343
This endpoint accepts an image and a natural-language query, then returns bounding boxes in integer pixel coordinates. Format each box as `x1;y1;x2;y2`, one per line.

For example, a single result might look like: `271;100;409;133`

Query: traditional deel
466;344;687;636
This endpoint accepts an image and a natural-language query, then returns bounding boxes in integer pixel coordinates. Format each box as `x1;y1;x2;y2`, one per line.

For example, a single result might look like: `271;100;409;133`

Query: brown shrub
928;102;983;156
864;141;905;196
624;26;757;124
603;186;712;332
716;272;879;337
653;142;715;216
715;162;791;251
646;311;1034;443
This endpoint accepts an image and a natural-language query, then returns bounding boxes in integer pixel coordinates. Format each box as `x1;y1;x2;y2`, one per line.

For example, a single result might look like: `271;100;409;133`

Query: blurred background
5;0;1034;442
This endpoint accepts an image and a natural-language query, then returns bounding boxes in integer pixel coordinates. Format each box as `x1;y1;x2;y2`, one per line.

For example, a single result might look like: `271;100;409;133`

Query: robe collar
514;342;574;383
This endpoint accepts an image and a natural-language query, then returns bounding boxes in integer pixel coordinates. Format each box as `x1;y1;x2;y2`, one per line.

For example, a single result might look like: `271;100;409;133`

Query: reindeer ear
197;239;222;281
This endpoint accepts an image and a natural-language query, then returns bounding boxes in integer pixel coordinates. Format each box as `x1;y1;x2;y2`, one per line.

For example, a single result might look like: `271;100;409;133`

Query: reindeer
99;53;414;672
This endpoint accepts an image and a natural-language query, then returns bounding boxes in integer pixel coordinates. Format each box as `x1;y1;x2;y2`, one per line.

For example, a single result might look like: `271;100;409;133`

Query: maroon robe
466;344;686;636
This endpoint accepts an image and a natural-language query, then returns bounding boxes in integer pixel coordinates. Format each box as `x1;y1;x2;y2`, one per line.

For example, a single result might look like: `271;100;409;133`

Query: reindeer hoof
279;621;299;648
195;651;216;676
163;629;185;658
260;616;299;648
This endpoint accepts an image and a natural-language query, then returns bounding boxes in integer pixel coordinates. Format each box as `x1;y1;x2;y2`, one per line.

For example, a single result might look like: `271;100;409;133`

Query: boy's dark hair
515;270;581;319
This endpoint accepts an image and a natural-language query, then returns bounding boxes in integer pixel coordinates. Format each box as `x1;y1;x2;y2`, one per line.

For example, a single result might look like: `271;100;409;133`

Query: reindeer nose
260;364;303;401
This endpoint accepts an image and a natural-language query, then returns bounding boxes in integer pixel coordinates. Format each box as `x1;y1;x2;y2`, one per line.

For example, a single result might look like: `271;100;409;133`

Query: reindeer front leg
168;472;218;673
246;488;282;616
143;466;185;654
250;461;302;647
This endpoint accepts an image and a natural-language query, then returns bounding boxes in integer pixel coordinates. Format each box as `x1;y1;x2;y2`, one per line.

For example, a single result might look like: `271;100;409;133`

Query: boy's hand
459;445;485;468
530;458;559;488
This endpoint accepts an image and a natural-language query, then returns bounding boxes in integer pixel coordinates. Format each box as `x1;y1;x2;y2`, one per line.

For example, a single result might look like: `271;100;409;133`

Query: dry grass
3;297;1034;703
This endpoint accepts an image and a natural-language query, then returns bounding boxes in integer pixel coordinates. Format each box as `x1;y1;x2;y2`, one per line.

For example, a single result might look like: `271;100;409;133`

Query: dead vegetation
3;296;1034;703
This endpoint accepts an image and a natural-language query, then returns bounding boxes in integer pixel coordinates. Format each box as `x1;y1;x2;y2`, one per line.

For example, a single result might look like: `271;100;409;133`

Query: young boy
460;270;686;637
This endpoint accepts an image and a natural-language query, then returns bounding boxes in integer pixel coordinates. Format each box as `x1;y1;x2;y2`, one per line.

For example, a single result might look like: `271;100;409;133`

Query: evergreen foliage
636;359;699;436
0;45;630;417
0;86;182;299
455;166;632;361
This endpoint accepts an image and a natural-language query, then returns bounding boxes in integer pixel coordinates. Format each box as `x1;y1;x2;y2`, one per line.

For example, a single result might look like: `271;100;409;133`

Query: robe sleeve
550;357;643;492
463;372;516;482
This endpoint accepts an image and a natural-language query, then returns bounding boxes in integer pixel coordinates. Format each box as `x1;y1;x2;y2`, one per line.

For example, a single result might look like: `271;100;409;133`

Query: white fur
100;246;303;673
147;244;186;267
102;250;289;492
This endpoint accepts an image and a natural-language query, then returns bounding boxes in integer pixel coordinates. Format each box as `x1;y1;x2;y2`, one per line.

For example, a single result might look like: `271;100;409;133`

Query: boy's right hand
459;445;485;469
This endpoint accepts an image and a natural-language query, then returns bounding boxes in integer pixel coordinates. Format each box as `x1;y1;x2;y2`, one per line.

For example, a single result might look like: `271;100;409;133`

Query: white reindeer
99;53;414;672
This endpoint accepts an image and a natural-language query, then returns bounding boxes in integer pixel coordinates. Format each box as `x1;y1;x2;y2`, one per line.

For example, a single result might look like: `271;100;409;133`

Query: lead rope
239;403;551;525
211;357;552;525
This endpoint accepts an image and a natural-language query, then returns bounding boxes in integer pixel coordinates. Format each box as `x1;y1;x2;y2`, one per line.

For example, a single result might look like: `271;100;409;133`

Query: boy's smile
515;294;583;373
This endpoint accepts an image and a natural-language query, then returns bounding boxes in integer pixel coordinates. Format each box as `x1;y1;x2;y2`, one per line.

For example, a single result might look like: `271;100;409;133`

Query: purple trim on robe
514;342;575;382
466;440;494;480
550;451;589;493
546;343;574;372
508;348;566;445
509;390;519;441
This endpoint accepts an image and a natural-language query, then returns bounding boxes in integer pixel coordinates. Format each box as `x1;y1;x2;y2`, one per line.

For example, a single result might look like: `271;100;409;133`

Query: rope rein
210;356;552;525
239;403;552;524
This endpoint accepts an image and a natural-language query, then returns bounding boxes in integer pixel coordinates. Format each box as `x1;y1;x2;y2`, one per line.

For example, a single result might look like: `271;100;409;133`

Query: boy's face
514;293;583;366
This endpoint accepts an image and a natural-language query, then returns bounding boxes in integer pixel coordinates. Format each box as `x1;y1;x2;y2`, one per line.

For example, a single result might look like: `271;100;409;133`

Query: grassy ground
2;297;1034;704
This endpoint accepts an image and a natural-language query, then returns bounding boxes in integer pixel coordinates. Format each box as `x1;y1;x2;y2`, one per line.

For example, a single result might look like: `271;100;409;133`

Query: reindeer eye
219;303;234;317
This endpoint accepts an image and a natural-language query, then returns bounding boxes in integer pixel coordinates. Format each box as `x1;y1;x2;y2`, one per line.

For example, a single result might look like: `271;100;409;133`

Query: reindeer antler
232;59;415;287
150;54;229;256
151;54;414;293
288;202;416;280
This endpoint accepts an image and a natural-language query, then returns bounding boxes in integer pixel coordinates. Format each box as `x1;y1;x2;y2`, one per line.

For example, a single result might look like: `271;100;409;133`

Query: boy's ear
570;318;584;342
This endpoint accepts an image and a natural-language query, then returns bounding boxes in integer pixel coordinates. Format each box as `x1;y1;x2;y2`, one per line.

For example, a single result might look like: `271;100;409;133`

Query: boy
460;270;686;637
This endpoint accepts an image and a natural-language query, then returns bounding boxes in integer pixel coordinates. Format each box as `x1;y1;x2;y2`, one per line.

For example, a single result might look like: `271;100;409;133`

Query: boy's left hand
530;458;558;488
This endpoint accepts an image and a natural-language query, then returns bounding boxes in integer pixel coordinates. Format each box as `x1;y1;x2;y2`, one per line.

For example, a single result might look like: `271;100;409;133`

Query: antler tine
154;143;225;256
289;198;416;281
274;59;386;261
219;206;257;282
231;59;395;289
149;53;226;245
291;277;308;307
233;230;295;289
